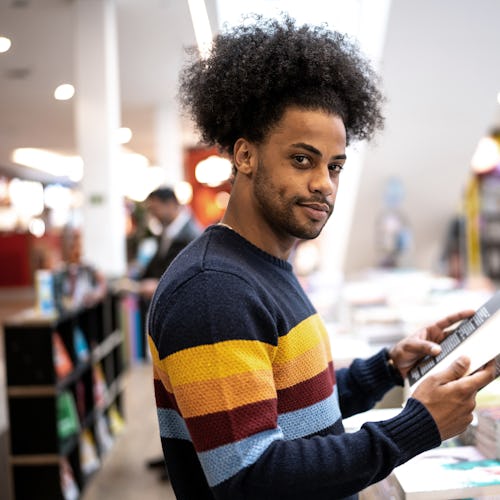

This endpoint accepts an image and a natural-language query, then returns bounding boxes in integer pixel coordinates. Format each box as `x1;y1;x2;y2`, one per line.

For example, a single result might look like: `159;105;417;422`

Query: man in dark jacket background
136;186;202;481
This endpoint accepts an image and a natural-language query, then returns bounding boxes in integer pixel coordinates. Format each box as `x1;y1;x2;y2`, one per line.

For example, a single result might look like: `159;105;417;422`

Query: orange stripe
273;341;331;390
174;369;276;418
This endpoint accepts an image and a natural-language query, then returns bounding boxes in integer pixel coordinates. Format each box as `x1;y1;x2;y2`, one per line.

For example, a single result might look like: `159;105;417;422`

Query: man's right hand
412;356;496;441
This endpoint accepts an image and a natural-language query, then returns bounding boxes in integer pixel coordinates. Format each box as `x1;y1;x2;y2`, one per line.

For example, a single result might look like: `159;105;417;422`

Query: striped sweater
148;225;441;499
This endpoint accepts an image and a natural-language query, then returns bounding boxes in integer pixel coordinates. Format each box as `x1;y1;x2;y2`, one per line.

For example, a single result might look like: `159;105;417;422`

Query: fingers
424;309;475;345
469;359;497;390
397;338;441;362
410;339;441;357
436;355;471;384
434;309;475;331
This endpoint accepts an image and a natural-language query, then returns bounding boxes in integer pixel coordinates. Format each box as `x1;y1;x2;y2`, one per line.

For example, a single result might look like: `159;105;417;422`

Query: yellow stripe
150;336;276;386
274;314;331;364
273;341;331;390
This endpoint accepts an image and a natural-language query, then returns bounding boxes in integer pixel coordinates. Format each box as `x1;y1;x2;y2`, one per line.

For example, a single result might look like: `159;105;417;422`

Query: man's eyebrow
291;143;347;161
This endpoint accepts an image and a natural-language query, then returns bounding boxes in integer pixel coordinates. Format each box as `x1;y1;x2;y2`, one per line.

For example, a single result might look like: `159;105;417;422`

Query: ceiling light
174;181;194;205
0;36;12;53
187;0;213;58
9;178;45;218
117;127;132;144
470;136;500;174
28;218;46;238
121;165;166;202
54;83;75;101
11;148;84;181
195;155;232;187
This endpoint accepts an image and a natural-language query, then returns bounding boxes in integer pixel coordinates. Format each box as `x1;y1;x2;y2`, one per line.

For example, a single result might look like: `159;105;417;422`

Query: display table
365;445;500;499
348;409;500;500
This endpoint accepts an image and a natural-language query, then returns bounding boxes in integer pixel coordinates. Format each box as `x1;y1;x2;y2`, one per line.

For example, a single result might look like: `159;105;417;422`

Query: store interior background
1;0;500;498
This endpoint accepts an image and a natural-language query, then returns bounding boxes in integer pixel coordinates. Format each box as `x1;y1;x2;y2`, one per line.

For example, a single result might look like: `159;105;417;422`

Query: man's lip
299;202;330;213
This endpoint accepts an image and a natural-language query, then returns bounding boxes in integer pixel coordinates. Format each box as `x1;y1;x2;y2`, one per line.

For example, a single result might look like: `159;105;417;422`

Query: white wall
344;0;500;276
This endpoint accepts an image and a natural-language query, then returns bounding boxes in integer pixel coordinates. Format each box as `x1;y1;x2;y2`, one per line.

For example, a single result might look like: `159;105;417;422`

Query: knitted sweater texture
148;225;441;499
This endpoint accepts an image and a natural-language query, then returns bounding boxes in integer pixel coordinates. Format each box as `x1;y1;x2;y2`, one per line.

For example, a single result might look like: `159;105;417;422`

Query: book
73;326;90;363
52;332;74;380
407;290;500;393
56;391;80;440
59;457;80;500
475;407;500;460
79;429;100;476
95;413;114;454
390;445;500;499
93;362;109;408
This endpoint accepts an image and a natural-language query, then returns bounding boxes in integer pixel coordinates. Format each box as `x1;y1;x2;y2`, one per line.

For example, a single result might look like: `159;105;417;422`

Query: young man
147;16;495;499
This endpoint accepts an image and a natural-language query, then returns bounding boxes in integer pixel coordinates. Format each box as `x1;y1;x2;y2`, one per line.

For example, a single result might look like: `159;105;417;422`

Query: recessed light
54;83;75;101
0;36;12;53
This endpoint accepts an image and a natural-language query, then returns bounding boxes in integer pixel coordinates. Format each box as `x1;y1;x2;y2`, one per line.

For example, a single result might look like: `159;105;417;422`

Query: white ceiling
0;0;219;183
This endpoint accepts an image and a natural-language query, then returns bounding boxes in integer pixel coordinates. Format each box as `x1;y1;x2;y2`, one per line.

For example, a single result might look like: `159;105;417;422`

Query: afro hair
179;15;385;154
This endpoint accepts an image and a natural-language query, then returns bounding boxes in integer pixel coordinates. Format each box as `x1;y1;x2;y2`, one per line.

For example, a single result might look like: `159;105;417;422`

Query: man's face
145;197;178;227
251;107;346;242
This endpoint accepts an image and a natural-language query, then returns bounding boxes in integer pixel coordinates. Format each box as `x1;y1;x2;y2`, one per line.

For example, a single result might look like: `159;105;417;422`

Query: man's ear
233;138;256;176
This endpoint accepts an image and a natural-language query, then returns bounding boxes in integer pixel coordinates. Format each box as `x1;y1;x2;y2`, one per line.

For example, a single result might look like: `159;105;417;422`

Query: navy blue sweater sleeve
214;398;440;499
336;349;403;418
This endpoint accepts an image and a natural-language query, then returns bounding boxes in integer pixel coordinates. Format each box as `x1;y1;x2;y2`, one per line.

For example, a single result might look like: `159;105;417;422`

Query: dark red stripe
186;398;277;452
154;378;179;412
277;363;335;414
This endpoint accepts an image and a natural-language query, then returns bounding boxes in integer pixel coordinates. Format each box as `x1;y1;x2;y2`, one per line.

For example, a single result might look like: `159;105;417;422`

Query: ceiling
0;0;219;183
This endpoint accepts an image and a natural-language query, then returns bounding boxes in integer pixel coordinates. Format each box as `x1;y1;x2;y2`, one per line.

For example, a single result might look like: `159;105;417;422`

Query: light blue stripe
157;408;191;440
278;386;340;439
199;428;284;486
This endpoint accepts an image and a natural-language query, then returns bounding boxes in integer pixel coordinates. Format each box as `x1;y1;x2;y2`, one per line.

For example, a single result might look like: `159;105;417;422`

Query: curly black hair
179;15;384;154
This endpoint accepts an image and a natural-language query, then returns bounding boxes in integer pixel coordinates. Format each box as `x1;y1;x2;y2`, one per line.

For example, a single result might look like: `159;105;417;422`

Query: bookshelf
2;292;126;500
479;172;500;281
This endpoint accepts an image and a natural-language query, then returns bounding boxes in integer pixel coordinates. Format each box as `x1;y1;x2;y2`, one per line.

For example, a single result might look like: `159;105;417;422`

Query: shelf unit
479;172;500;281
3;292;126;500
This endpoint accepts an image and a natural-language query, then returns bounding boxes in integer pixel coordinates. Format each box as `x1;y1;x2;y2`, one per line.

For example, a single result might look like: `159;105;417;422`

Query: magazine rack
2;292;126;499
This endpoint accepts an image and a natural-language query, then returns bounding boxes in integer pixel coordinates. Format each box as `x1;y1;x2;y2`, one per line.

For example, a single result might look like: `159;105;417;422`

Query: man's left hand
388;309;475;379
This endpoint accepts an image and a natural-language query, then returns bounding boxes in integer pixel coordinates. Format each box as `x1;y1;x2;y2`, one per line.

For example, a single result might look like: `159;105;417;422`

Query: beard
253;157;332;240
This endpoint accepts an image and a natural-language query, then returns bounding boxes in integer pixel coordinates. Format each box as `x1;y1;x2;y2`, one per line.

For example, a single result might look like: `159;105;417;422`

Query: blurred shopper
136;187;201;300
147;15;495;499
136;187;201;480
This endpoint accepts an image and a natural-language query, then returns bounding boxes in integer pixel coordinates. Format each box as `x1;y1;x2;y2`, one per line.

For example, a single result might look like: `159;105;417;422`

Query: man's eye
294;155;310;166
329;164;344;173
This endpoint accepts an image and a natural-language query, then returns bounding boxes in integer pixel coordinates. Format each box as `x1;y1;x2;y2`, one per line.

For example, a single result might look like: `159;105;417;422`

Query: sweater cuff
383;348;405;386
379;397;441;464
354;349;403;392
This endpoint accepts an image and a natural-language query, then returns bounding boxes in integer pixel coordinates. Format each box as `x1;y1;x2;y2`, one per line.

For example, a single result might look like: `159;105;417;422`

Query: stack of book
475;407;500;460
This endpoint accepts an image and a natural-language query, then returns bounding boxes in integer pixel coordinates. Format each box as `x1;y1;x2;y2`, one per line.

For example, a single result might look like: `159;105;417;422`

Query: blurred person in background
135;186;202;480
136;187;202;300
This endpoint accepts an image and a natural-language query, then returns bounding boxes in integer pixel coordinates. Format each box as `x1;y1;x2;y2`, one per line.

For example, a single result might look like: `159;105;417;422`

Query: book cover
60;457;80;500
407;290;500;392
79;429;100;476
53;331;74;379
57;391;80;440
392;445;500;499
